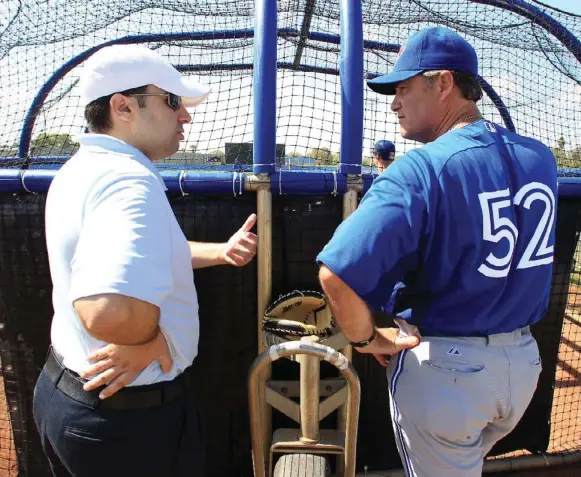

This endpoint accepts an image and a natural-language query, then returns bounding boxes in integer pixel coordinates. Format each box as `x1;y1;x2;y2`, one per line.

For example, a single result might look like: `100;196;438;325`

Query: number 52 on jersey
478;182;555;278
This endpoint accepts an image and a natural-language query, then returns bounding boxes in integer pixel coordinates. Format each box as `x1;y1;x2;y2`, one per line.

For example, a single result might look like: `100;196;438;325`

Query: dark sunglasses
128;92;182;111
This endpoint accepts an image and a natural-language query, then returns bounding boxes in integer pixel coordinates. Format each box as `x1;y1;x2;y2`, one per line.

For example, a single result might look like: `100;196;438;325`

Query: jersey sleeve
316;153;433;311
69;174;173;307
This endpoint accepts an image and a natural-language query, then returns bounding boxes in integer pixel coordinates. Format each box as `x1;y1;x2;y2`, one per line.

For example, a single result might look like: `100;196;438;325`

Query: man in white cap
33;44;257;476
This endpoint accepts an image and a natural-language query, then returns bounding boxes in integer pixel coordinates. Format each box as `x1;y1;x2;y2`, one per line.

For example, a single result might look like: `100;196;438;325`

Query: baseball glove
262;290;338;347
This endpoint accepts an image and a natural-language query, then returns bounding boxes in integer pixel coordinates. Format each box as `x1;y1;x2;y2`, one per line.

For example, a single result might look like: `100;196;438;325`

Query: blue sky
541;0;581;15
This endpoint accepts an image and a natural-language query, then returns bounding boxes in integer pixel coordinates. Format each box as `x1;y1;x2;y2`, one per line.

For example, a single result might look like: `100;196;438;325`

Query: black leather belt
417;328;488;338
44;347;194;411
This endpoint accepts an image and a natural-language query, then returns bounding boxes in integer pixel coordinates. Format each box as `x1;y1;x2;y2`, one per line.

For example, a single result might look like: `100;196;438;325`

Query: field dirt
0;371;18;477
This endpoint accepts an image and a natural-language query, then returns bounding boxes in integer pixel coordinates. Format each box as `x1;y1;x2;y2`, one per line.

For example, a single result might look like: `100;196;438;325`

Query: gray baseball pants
386;324;542;477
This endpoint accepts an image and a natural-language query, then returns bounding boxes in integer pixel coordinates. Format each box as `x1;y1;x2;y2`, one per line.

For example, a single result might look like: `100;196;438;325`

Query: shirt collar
75;133;167;190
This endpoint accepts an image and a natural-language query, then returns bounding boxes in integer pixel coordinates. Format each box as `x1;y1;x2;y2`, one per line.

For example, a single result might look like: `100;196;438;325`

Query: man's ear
109;93;136;124
438;70;455;101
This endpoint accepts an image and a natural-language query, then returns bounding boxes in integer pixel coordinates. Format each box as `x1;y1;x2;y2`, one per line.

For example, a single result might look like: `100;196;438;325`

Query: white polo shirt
45;134;199;386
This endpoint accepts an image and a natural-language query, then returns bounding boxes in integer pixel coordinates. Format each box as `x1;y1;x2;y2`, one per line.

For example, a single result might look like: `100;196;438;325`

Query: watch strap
349;328;377;348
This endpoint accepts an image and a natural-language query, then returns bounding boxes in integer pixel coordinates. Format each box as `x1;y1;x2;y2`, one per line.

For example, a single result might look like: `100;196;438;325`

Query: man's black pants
33;353;205;477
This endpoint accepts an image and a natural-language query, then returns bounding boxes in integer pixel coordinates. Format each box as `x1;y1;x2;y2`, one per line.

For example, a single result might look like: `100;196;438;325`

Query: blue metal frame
8;0;581;199
339;0;364;175
252;0;277;175
271;171;347;195
557;177;581;198
472;0;581;66
477;77;515;132
0;168;578;195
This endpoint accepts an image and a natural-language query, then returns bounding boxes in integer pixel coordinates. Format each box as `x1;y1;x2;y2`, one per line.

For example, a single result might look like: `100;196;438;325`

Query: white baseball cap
78;44;211;108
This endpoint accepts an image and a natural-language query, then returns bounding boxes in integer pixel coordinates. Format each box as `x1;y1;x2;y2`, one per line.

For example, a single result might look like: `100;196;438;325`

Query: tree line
2;133;580;170
550;135;581;168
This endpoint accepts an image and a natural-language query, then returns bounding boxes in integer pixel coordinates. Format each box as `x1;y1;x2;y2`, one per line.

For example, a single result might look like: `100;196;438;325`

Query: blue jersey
317;121;557;336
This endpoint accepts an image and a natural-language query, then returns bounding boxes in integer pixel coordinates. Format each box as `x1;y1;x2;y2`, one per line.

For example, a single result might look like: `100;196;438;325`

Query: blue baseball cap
367;27;478;96
374;140;395;161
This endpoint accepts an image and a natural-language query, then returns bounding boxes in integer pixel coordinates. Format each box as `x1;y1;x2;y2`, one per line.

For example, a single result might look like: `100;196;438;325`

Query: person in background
373;139;396;173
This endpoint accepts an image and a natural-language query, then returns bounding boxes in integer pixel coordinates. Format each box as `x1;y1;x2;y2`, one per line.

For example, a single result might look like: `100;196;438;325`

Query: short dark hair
84;85;149;133
422;70;483;102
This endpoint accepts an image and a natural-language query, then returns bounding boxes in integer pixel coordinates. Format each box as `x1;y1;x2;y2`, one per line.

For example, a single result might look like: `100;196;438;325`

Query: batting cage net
0;0;580;476
1;0;580;171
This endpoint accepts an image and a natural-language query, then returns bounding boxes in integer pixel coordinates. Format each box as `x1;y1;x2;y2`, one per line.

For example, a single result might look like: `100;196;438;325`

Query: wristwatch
348;328;377;348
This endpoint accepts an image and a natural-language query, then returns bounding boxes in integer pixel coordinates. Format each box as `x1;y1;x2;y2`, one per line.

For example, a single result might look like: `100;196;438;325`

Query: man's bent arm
318;265;375;343
188;241;227;269
189;214;258;269
74;293;160;345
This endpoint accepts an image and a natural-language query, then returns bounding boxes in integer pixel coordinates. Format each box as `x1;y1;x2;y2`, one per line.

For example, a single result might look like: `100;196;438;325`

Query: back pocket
64;426;105;443
424;358;486;376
